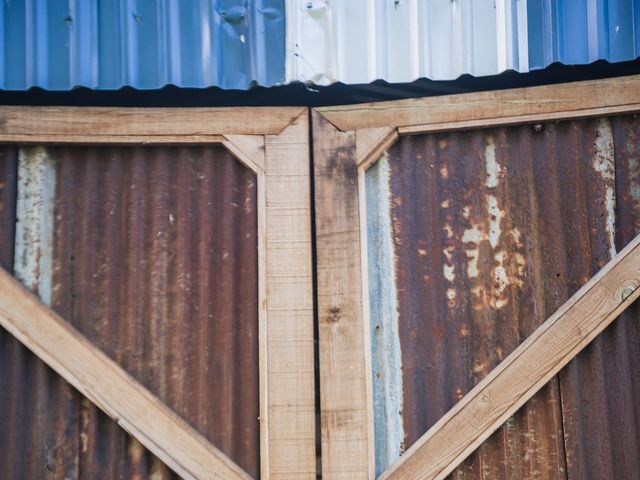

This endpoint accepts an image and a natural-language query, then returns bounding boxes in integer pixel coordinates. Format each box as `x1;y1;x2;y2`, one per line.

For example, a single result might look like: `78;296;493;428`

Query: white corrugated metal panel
286;0;529;85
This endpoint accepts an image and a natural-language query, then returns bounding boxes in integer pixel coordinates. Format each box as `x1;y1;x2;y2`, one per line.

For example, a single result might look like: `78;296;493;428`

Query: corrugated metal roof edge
0;59;638;108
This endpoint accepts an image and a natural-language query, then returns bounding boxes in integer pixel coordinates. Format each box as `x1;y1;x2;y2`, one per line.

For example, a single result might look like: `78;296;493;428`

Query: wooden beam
316;75;640;132
355;127;397;169
312;111;375;479
0;267;251;480
0;106;307;142
380;233;640;480
223;134;265;174
262;112;317;478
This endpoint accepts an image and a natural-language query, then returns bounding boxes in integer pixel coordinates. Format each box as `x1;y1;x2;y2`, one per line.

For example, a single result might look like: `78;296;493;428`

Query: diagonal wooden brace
0;267;251;480
380;233;640;480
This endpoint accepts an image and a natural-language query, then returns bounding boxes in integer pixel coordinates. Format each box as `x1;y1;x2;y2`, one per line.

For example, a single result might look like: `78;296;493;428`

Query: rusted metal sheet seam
365;153;404;476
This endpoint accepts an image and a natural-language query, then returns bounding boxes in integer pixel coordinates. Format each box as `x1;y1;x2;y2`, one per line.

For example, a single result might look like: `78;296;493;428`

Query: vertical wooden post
263;112;317;479
312;111;375;479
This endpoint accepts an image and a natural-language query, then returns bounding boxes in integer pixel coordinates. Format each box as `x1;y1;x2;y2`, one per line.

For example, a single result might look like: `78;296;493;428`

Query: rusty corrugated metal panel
49;145;260;478
0;146;81;480
377;118;621;478
0;144;259;479
554;114;640;480
551;117;622;480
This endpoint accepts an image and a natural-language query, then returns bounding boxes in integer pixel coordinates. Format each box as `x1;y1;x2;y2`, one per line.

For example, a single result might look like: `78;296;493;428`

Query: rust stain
380;115;640;479
51;145;260;478
384;118;622;479
554;114;640;480
0;145;260;479
0;145;80;480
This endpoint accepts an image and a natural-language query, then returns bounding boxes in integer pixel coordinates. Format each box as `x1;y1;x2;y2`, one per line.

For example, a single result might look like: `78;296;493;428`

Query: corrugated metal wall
287;0;640;85
365;114;640;478
0;145;260;479
0;0;285;90
286;0;528;84
528;0;640;70
3;0;640;91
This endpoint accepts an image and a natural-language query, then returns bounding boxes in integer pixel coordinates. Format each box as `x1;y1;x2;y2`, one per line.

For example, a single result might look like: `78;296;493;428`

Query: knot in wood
621;284;637;301
328;307;341;322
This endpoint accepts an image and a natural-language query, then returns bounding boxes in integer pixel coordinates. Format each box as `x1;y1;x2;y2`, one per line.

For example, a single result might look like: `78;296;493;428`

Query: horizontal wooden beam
0;133;229;145
0;267;251;480
0;106;307;142
380;233;640;480
316;75;640;132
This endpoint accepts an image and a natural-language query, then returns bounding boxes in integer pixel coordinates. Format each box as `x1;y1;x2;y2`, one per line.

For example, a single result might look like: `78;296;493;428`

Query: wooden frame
0;106;316;479
312;74;640;479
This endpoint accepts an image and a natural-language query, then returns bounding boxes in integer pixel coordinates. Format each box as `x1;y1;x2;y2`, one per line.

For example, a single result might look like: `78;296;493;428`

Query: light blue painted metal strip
365;154;404;477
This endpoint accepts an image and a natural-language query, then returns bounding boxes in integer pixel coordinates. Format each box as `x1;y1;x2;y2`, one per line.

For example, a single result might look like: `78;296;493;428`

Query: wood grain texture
223;135;266;173
263;112;316;479
316;75;640;132
355;127;397;168
380;234;640;480
0;267;251;480
312;111;375;479
0;106;306;141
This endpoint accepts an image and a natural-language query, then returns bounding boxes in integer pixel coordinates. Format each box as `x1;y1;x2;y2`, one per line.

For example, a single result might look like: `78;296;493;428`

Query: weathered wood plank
380;234;640;480
263;112;317;479
0;266;251;480
317;75;640;132
223;134;265;173
0;106;306;141
355;127;397;169
313;110;375;479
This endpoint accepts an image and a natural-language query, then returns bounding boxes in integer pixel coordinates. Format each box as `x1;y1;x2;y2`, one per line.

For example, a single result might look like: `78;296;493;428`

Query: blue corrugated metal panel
528;0;640;70
0;0;285;90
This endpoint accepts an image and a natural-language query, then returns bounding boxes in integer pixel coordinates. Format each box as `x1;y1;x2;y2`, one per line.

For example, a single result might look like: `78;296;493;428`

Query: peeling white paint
443;263;455;282
461;196;524;310
593;119;615;181
14;147;56;306
486;194;504;249
485;139;500;188
365;153;404;476
593;118;616;258
465;247;480;279
603;186;616;257
462;224;483;243
493;252;510;295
